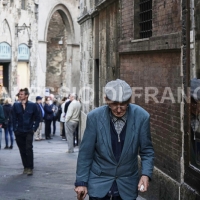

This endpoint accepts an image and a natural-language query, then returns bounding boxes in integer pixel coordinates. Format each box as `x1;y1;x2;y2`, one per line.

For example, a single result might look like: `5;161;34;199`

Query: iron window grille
139;0;152;38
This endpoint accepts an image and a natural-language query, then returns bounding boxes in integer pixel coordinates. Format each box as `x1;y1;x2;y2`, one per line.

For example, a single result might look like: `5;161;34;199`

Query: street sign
45;88;50;96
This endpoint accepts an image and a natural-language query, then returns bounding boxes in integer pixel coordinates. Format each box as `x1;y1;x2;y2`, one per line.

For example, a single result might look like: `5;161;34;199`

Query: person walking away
3;98;14;149
60;96;69;140
75;79;154;200
35;96;45;141
12;88;40;175
0;104;5;150
52;99;58;136
44;97;54;140
65;93;81;153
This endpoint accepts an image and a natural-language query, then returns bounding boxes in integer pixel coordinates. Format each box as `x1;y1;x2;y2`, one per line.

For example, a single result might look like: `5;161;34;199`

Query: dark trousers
52;116;56;134
89;196;124;200
45;119;52;138
73;125;78;146
61;122;66;137
15;132;34;169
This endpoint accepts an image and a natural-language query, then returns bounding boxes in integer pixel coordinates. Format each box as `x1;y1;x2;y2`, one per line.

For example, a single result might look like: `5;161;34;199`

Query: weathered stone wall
37;0;80;99
46;11;67;95
78;1;120;140
194;0;200;78
0;0;38;101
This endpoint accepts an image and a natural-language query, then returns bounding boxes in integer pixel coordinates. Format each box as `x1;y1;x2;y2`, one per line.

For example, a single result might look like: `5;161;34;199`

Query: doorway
17;62;30;90
0;62;9;95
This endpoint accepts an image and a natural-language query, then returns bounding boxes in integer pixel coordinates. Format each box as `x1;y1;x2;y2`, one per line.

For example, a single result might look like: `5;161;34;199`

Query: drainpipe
186;0;190;135
186;0;190;86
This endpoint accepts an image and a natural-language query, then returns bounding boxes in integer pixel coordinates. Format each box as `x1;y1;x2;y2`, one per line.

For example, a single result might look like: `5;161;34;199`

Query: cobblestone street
0;123;145;200
0;126;80;200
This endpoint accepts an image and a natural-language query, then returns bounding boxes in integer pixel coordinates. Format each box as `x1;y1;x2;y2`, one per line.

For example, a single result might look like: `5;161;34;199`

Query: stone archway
44;4;79;97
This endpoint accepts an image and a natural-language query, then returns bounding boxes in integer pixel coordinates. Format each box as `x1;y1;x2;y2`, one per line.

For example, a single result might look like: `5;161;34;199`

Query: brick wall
120;52;182;181
120;0;182;40
153;0;182;37
121;0;134;39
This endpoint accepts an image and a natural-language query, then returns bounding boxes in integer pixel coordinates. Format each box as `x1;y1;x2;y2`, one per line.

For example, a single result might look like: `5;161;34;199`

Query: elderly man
65;93;81;153
75;79;154;200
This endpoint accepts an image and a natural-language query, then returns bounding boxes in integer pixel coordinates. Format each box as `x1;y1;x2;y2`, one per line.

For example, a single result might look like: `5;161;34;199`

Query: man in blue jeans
0;104;5;149
75;79;154;200
12;88;40;175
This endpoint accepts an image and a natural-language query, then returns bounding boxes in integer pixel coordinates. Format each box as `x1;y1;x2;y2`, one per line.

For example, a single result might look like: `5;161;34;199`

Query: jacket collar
100;104;136;164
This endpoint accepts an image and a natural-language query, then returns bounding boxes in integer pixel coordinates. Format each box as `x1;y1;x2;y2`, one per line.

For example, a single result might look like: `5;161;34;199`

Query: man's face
19;91;28;102
50;94;54;100
70;95;74;101
37;99;42;104
107;100;128;117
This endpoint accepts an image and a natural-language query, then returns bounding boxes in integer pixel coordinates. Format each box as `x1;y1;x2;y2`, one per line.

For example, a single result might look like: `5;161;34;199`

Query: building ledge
119;32;182;53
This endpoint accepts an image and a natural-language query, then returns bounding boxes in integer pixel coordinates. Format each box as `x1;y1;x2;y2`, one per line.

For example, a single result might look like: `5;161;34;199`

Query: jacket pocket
26;110;33;116
91;164;102;176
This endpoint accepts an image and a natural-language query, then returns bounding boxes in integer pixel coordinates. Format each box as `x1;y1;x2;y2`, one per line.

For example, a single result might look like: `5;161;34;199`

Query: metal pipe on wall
186;0;191;161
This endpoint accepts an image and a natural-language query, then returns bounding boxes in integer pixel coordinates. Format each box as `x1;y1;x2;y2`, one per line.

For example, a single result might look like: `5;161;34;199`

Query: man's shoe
4;146;9;149
23;168;28;174
66;150;74;153
27;169;33;176
9;146;13;149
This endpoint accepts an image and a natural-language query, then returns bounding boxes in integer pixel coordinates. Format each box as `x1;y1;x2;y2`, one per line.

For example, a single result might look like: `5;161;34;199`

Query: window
21;0;26;10
35;3;39;20
139;0;152;38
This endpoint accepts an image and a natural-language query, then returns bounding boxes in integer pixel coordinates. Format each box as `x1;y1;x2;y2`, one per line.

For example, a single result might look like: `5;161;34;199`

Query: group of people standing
35;92;81;154
56;93;81;152
35;94;58;140
0;87;81;176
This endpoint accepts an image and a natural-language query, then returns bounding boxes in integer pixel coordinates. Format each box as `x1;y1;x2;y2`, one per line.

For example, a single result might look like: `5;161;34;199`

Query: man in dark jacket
34;96;45;141
12;88;40;175
0;104;5;149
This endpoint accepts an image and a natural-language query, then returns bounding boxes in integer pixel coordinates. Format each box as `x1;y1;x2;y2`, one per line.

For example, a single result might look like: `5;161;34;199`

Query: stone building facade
78;0;200;199
0;0;80;101
0;0;38;101
37;0;80;99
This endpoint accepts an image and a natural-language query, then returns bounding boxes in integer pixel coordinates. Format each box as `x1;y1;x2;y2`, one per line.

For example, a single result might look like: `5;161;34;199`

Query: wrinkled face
107;101;128;117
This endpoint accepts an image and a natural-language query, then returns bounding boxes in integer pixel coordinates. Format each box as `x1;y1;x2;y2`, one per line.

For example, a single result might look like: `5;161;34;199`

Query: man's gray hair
71;93;78;100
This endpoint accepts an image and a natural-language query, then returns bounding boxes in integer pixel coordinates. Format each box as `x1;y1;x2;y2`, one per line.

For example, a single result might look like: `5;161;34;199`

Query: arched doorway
45;4;79;98
46;11;67;96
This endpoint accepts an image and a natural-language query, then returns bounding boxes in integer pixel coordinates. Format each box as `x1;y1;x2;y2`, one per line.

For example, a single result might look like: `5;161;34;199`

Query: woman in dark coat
43;97;54;140
3;98;14;149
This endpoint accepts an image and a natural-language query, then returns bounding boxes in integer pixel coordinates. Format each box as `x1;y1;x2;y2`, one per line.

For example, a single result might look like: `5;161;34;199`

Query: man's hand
0;124;2;128
138;175;149;192
74;186;88;200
